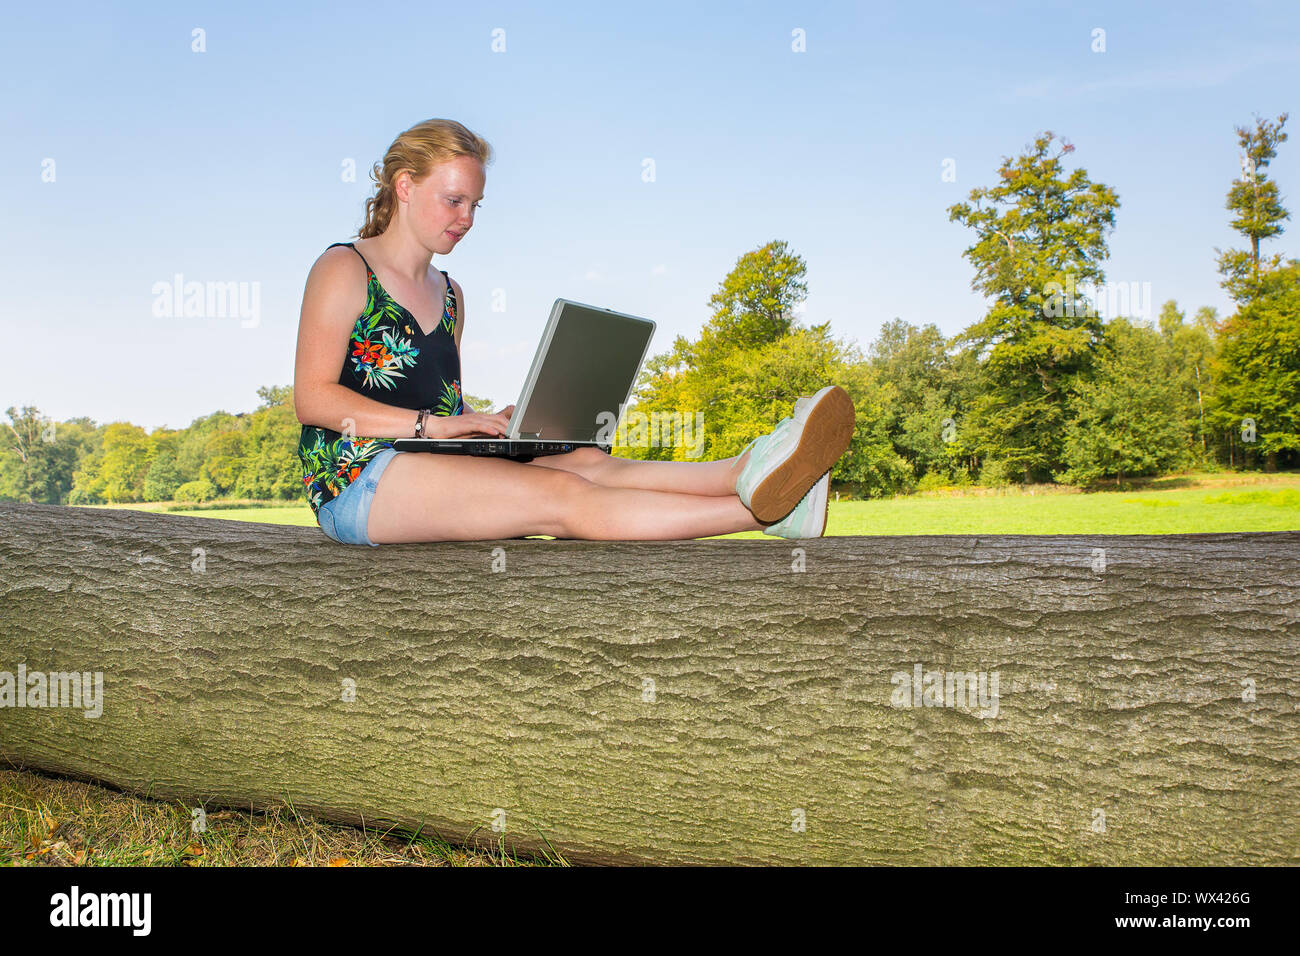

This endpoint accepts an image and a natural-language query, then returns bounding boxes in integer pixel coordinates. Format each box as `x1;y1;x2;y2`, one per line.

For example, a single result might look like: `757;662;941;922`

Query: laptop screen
511;300;656;442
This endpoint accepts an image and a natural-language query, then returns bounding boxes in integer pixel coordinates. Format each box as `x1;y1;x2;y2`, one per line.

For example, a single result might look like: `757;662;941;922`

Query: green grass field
802;482;1300;537
95;472;1300;538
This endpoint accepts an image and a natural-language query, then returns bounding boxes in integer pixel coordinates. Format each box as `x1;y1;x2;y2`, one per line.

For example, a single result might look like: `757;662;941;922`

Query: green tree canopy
1156;300;1217;461
0;406;84;504
948;131;1121;481
1059;318;1190;486
626;240;847;463
1208;261;1300;467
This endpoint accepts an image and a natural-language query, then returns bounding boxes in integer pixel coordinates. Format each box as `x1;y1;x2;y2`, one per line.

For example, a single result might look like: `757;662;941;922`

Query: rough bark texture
1;501;1297;865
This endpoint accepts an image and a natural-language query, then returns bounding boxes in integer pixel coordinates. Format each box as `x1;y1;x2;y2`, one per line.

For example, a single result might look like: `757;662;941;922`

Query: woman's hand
428;405;515;439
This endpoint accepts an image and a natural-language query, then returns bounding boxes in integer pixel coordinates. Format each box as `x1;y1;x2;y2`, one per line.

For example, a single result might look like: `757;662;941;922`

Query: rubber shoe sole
747;385;855;523
813;473;829;536
762;470;830;539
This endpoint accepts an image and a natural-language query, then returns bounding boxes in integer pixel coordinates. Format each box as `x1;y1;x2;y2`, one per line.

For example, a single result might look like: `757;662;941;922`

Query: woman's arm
293;247;422;438
449;275;466;354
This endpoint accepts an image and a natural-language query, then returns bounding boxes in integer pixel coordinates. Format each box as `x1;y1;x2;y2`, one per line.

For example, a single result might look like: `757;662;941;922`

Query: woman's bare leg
522;446;750;497
366;451;768;543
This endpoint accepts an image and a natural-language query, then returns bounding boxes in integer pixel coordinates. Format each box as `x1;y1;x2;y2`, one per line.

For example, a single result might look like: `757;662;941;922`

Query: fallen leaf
328;858;350;867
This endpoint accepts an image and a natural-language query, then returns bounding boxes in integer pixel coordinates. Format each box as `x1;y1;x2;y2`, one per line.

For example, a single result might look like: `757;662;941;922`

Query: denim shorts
316;447;401;547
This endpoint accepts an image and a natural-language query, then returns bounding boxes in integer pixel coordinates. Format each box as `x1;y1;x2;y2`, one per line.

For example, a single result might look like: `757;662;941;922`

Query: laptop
392;298;656;461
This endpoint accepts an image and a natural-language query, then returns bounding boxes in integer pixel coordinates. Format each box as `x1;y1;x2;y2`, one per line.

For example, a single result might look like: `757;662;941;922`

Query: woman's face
398;156;486;253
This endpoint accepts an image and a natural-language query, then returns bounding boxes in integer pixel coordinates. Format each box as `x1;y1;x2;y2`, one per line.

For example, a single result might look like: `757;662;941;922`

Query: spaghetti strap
329;242;452;303
327;241;375;276
439;268;457;311
327;241;455;311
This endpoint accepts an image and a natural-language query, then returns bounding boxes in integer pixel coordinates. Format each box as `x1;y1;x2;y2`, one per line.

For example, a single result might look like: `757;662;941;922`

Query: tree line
2;115;1295;506
627;115;1297;492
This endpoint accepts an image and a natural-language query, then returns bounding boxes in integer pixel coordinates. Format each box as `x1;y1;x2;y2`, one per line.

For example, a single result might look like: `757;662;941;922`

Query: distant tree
97;423;153;503
706;323;860;462
1156;300;1217;462
627;241;858;468
692;240;807;362
1208;261;1300;471
0;406;81;503
201;430;248;496
67;424;108;505
948;131;1121;482
1059;319;1190;486
231;400;300;501
1209;113;1298;471
174;478;217;503
867;320;980;482
256;384;293;411
835;375;916;496
143;450;183;502
1216;113;1290;305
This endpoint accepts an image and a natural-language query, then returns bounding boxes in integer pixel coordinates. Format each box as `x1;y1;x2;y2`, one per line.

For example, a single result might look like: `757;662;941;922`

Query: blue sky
2;0;1298;432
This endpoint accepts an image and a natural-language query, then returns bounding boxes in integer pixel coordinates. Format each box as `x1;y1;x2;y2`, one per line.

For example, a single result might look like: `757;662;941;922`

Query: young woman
294;118;856;545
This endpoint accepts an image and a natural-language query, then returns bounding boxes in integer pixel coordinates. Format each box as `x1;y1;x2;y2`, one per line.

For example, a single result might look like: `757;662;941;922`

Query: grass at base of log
85;475;1300;538
0;769;561;867
801;482;1300;537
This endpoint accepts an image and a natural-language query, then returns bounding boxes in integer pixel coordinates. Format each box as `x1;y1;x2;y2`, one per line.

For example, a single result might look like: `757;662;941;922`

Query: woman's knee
572;445;612;464
524;445;612;480
544;468;601;537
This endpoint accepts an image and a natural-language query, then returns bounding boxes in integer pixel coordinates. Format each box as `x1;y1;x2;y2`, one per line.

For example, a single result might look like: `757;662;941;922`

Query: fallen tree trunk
1;501;1297;865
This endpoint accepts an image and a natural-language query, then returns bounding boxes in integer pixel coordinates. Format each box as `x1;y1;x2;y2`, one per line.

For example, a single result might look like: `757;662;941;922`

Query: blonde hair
357;118;493;239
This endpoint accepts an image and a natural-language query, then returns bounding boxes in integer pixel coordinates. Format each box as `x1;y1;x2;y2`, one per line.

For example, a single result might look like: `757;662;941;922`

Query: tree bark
1;502;1297;865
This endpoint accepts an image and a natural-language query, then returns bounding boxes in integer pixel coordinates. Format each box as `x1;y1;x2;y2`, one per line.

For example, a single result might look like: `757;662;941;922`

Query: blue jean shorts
316;447;401;547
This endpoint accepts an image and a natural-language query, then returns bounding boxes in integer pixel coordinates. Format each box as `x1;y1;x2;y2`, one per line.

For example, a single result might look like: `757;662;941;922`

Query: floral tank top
297;241;464;517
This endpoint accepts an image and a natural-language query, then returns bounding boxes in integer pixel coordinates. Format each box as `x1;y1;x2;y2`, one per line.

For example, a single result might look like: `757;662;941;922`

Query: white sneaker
735;385;855;523
761;471;830;539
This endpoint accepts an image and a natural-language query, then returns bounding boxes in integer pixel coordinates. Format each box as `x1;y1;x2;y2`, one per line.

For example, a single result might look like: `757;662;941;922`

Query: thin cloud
1008;48;1300;99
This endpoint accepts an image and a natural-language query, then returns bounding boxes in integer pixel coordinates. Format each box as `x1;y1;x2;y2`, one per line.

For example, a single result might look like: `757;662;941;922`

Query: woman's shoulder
307;243;371;294
300;243;371;329
316;241;369;275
